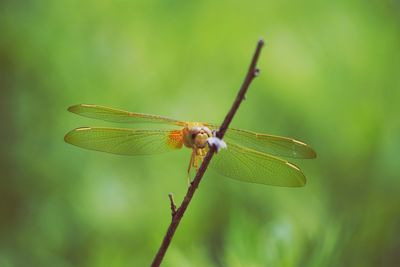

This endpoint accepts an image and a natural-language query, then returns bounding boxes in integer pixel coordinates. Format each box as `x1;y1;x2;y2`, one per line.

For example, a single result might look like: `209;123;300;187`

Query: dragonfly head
187;125;212;149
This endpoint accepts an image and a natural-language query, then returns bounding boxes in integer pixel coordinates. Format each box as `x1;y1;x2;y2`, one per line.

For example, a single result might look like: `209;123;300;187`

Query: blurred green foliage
1;0;400;266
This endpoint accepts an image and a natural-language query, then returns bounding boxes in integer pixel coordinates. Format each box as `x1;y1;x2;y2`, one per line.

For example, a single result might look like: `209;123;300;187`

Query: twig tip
168;193;177;217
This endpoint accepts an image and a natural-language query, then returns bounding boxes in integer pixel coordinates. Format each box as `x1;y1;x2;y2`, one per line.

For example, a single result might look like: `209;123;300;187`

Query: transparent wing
68;104;186;126
210;142;306;187
205;125;316;159
64;127;183;155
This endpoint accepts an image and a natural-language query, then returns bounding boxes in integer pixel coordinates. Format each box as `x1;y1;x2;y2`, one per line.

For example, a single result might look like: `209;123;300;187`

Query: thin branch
168;193;177;217
151;39;265;267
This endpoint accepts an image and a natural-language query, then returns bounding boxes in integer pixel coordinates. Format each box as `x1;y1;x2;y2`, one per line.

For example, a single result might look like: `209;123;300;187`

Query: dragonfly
64;104;316;187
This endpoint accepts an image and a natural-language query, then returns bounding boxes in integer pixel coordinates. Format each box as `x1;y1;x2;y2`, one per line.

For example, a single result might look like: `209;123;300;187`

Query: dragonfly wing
68;104;185;126
206;125;316;159
64;127;183;155
210;142;306;187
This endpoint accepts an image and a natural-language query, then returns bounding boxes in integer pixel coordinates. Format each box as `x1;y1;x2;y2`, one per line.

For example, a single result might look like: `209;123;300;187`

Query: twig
168;193;177;217
150;39;265;267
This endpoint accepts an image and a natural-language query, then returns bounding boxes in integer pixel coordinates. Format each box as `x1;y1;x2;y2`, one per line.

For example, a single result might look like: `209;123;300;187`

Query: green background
1;0;399;266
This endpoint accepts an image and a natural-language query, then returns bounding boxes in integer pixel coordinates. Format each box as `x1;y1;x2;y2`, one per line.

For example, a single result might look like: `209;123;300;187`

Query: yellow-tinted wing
206;125;316;159
68;104;185;126
210;142;306;187
64;127;183;155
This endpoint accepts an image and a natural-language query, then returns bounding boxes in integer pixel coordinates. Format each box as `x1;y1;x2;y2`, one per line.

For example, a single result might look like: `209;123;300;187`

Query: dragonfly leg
194;148;207;172
194;155;199;172
187;148;207;186
187;150;195;187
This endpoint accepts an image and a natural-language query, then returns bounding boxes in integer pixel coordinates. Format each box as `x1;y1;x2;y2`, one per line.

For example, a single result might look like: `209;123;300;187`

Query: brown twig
150;39;265;267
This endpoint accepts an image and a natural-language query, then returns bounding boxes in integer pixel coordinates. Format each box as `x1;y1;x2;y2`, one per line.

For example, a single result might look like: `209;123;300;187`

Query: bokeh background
1;0;400;266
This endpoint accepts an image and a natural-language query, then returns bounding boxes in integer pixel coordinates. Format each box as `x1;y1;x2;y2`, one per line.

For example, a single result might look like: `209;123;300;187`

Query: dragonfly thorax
183;123;212;149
